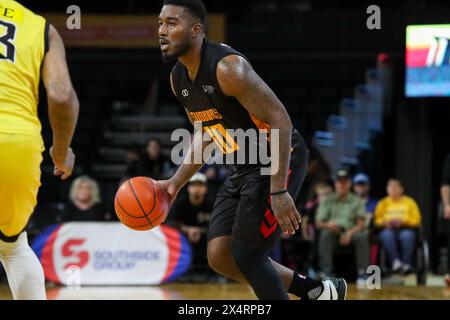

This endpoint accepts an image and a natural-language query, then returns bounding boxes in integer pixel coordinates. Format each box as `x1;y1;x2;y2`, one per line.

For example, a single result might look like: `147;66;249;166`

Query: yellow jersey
374;195;422;228
0;0;47;137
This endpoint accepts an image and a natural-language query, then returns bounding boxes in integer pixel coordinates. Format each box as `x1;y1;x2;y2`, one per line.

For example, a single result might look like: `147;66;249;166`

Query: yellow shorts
0;133;44;238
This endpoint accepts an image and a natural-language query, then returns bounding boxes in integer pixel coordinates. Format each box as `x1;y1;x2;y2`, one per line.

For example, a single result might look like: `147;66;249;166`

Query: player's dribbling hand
157;179;179;209
50;147;75;180
271;192;301;235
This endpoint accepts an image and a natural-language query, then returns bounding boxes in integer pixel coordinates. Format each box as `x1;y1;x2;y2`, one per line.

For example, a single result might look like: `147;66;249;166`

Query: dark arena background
1;0;450;302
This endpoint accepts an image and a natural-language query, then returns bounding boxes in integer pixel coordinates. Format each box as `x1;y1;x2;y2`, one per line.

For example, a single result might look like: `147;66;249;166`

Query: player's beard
161;39;191;64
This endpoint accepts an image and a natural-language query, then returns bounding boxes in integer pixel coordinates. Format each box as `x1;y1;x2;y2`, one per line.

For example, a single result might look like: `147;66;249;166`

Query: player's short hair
163;0;207;25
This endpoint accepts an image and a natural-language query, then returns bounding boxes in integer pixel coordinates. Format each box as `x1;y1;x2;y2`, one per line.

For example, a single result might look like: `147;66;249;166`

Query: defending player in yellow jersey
0;0;79;300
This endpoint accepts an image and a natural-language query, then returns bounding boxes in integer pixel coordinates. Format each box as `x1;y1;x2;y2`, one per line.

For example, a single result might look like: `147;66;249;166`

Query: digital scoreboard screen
405;24;450;97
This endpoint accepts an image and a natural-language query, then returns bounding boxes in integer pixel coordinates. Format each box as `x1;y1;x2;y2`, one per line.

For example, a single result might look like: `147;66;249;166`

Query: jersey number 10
0;20;16;62
204;123;239;154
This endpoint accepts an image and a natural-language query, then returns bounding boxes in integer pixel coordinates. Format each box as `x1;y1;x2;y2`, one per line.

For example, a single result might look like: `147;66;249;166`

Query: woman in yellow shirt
374;179;422;274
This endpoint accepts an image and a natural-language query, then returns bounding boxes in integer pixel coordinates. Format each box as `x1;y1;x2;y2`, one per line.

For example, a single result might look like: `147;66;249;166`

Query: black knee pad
231;240;289;300
231;240;268;269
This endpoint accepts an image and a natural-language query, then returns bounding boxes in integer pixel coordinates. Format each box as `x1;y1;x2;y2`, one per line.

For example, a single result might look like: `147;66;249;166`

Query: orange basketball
114;177;169;231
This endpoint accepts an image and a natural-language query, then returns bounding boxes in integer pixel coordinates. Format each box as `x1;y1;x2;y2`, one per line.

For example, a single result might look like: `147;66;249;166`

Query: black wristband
270;189;288;196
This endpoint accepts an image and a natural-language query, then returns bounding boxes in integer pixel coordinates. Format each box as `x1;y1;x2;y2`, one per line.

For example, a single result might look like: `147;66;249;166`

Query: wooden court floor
1;282;450;300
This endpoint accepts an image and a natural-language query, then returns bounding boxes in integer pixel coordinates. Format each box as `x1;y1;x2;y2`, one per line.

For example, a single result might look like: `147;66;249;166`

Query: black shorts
207;130;310;251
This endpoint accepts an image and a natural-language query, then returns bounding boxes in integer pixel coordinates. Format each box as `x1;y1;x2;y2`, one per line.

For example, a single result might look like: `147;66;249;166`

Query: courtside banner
32;222;191;285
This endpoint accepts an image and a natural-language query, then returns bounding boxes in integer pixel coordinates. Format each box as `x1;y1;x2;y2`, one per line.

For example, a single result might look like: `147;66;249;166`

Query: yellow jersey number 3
0;20;16;62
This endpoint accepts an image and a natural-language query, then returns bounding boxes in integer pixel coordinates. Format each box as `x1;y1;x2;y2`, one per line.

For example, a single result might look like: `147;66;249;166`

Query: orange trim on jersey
250;115;271;131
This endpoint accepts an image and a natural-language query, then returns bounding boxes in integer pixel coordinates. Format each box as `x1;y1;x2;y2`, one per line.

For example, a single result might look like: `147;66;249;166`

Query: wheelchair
374;227;430;285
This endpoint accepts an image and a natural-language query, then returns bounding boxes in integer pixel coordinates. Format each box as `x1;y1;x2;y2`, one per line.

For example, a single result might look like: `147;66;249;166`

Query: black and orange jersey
171;39;298;173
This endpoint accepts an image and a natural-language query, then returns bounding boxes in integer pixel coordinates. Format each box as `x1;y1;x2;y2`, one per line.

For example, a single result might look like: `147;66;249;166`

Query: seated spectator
315;169;370;284
374;178;422;274
61;175;106;222
440;152;450;286
126;138;173;180
353;173;379;228
169;173;213;279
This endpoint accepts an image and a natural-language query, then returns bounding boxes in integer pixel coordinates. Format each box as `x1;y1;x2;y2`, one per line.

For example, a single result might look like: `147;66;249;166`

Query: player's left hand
271;192;301;235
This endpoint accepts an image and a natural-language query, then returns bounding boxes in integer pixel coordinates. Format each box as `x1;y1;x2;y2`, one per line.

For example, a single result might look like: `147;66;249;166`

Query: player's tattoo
272;194;290;210
216;55;292;190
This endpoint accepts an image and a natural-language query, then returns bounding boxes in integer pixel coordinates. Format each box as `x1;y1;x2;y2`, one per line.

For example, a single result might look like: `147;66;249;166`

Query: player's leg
230;227;288;299
209;235;328;297
208;235;293;287
207;132;346;299
0;232;46;300
281;132;346;299
207;175;297;298
227;132;321;299
0;134;46;300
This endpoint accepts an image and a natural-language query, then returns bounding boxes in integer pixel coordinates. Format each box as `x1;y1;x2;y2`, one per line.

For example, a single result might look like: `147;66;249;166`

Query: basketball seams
128;179;154;228
144;177;167;225
115;193;145;219
115;191;155;228
114;177;168;230
145;180;158;216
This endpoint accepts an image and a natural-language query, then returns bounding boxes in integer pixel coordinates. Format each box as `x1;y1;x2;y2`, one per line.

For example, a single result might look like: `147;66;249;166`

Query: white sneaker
392;259;403;272
317;278;347;300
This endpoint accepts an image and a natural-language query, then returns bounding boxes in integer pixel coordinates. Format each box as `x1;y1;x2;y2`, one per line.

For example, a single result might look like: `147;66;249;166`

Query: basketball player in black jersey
157;0;347;300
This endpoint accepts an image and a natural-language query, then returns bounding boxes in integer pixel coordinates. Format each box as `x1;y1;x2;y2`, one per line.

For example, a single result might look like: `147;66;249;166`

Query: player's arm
216;55;299;235
161;74;211;207
42;25;79;180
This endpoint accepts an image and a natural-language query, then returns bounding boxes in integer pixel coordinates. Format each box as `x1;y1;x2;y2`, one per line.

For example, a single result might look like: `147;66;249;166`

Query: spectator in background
315;169;370;284
170;173;213;280
125;145;141;166
126;138;173;180
353;173;379;229
61;175;106;222
282;181;332;277
374;178;422;274
303;181;333;242
200;164;232;182
440;153;450;286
